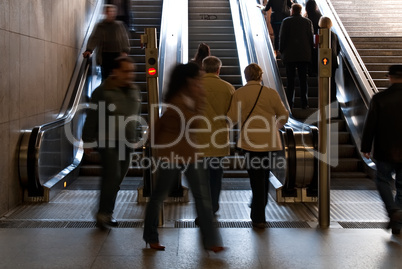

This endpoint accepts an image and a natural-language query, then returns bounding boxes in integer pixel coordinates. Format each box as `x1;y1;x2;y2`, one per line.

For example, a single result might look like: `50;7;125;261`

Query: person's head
305;0;318;15
110;56;136;87
164;62;202;102
291;3;302;16
193;43;211;66
387;65;402;83
318;16;333;29
104;4;117;21
244;63;263;82
202;56;222;74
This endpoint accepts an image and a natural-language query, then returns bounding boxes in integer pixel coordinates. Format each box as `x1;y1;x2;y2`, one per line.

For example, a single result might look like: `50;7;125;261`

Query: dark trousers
101;52;121;81
271;21;282;51
285;62;309;108
206;157;224;214
98;146;132;215
375;161;402;217
143;163;222;248
244;151;271;223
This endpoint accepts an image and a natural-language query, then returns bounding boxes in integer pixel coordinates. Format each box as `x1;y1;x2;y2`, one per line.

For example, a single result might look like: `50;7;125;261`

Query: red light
148;68;157;76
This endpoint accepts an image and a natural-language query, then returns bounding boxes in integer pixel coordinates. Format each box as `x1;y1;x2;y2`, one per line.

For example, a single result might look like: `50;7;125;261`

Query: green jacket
82;77;141;147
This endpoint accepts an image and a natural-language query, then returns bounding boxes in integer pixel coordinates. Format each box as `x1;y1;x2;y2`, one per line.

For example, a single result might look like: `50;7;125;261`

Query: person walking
190;43;211;70
279;3;314;109
106;0;131;29
361;65;402;234
304;0;322;76
82;56;141;229
83;4;130;81
227;63;289;228
258;0;293;58
143;63;224;252
195;56;235;223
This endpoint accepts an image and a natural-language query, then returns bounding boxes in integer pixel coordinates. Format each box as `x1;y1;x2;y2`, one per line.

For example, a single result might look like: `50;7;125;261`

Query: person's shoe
106;217;119;227
389;210;402;235
96;214;119;229
194;217;200;227
146;242;165;251
206;246;225;253
252;222;267;229
302;105;310;109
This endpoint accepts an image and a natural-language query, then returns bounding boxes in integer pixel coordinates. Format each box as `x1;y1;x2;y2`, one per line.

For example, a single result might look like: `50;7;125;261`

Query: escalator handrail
18;0;104;192
158;0;188;101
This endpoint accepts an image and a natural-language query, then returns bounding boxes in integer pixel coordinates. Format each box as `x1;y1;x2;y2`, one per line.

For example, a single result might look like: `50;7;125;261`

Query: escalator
12;0;392;224
187;0;319;201
18;0;319;204
188;0;243;89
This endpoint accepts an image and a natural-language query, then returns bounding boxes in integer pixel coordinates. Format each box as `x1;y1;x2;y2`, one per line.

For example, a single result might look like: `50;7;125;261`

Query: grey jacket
86;20;130;65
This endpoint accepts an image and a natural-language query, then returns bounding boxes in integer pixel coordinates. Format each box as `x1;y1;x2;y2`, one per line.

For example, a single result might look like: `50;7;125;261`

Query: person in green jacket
82;56;141;229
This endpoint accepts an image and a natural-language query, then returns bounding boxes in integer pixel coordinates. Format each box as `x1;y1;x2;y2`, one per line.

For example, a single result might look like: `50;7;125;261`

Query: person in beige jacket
227;63;289;228
197;56;235;220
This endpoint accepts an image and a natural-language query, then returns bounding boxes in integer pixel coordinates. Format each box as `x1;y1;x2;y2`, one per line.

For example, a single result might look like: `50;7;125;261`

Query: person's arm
83;24;101;58
118;22;130;54
272;91;289;129
226;92;240;128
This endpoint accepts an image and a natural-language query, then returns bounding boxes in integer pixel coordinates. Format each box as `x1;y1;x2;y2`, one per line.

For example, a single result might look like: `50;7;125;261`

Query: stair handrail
316;0;376;173
317;0;378;105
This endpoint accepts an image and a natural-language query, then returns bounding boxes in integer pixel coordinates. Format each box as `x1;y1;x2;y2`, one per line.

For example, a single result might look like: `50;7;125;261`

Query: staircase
330;0;402;91
79;0;163;178
188;0;243;89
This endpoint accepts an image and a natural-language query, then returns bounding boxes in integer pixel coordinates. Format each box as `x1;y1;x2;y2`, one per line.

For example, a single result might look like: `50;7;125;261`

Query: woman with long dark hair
143;62;224;253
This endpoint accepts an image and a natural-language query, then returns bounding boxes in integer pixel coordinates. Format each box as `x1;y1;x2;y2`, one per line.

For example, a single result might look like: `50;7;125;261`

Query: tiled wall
0;0;100;216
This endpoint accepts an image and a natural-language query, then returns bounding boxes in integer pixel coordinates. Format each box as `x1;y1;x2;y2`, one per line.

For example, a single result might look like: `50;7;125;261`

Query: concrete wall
0;0;100;216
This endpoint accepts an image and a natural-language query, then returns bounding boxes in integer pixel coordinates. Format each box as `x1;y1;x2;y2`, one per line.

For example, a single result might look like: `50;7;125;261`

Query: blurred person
304;0;322;76
83;4;130;81
106;0;131;28
279;3;314;109
190;43;211;69
258;0;293;57
227;63;289;228
82;56;141;229
195;56;235;225
361;65;402;234
318;16;341;103
304;0;322;34
143;63;224;252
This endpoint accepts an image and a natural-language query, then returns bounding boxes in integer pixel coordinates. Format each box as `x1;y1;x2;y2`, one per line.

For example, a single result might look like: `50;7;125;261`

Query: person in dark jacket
259;0;293;57
304;0;322;76
82;56;141;229
305;0;322;34
361;65;402;234
279;3;314;109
